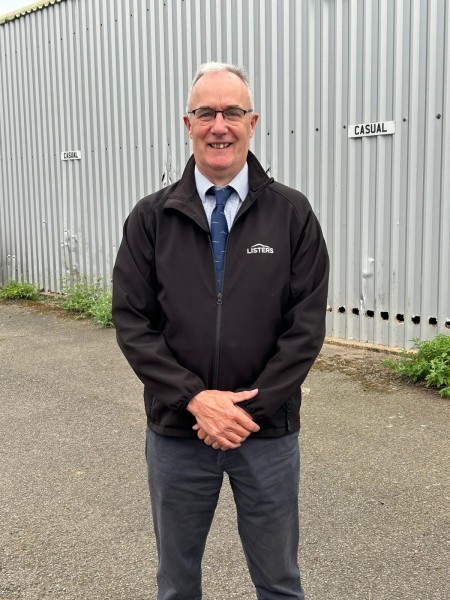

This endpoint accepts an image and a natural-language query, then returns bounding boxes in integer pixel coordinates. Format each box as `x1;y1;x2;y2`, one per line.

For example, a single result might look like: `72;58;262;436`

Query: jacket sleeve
112;203;206;410
241;205;329;420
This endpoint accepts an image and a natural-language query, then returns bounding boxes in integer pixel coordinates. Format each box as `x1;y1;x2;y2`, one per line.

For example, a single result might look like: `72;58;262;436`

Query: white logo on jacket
247;243;274;254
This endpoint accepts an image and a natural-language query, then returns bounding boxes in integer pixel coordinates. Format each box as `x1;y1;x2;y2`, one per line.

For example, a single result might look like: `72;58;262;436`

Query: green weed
384;334;450;398
61;278;113;328
61;279;101;313
89;289;113;328
1;277;113;327
0;280;39;300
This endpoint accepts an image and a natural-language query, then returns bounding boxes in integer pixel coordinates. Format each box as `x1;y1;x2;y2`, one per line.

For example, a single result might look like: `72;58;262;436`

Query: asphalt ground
0;300;449;600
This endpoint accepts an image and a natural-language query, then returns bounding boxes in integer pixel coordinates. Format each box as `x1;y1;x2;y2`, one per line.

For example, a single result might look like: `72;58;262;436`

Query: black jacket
112;152;329;437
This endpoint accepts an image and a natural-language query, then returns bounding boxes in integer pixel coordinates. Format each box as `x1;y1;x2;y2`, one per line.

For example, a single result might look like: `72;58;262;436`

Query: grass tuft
0;280;39;300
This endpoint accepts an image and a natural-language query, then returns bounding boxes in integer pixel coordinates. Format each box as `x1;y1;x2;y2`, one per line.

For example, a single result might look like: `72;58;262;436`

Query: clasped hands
186;389;260;451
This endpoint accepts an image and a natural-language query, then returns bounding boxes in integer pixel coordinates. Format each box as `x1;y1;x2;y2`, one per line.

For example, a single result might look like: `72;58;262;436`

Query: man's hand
187;389;260;450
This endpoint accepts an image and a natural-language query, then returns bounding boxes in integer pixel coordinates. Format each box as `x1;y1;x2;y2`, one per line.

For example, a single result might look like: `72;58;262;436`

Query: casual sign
61;151;82;160
348;121;395;138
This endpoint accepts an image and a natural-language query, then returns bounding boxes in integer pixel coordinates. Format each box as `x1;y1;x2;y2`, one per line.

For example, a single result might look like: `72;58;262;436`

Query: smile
209;143;231;149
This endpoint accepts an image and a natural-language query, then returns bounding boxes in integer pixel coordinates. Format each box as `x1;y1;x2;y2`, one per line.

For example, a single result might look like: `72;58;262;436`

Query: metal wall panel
1;0;449;347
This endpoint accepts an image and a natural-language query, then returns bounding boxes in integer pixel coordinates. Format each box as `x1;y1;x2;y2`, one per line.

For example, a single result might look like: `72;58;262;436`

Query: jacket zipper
213;292;223;388
209;190;270;389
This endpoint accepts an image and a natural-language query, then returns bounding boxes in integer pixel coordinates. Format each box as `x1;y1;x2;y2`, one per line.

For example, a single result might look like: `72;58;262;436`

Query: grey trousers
146;429;305;600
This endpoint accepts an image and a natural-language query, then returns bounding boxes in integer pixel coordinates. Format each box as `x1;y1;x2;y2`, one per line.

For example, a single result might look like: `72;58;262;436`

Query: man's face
183;72;259;185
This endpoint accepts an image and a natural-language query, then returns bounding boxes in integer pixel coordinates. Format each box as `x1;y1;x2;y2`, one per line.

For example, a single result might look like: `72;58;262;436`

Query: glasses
188;107;253;122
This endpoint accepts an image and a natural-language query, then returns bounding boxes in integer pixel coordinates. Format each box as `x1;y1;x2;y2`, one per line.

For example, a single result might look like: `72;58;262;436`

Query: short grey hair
185;62;253;112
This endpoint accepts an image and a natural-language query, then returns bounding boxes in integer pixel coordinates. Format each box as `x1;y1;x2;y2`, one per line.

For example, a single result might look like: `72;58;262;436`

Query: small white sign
348;121;395;138
61;150;82;160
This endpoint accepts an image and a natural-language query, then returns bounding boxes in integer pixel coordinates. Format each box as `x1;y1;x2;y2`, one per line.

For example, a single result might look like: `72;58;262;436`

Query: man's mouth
209;143;231;149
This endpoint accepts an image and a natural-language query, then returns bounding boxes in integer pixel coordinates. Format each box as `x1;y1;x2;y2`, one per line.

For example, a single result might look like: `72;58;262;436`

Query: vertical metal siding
441;1;450;335
1;0;449;347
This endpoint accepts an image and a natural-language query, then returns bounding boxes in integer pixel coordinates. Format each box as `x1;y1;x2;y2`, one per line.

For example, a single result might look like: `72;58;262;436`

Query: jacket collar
164;151;273;230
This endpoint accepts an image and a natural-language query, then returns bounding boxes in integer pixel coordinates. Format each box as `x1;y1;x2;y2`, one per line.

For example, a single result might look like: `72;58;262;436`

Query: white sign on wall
348;121;395;138
61;150;82;160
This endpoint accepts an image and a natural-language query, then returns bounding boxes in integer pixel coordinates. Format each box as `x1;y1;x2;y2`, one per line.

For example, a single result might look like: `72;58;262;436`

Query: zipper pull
217;293;223;305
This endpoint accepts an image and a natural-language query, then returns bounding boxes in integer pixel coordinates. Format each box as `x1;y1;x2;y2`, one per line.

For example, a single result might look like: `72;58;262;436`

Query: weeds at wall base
0;278;113;328
0;280;39;301
384;334;450;398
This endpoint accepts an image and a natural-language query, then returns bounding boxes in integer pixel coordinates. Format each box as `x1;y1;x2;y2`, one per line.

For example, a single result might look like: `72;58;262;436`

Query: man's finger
231;388;259;402
196;429;207;440
197;427;248;444
235;414;260;433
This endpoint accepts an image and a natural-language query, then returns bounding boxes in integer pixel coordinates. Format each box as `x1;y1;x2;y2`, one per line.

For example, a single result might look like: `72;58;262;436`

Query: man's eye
198;110;215;119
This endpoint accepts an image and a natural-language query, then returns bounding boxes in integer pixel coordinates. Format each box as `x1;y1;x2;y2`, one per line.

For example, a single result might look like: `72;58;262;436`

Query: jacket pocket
149;394;157;421
286;389;301;431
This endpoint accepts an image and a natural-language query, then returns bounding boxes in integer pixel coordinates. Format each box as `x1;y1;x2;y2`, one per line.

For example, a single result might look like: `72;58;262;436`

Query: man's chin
205;153;233;167
199;158;234;179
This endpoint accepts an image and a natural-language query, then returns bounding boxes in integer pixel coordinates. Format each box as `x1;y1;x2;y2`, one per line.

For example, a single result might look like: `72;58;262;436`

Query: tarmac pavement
0;300;449;600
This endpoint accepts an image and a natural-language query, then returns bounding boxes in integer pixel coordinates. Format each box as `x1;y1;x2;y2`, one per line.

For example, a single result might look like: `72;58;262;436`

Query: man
112;62;329;599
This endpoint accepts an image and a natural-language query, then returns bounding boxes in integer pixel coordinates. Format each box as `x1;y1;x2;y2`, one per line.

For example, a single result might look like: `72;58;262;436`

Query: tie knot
209;186;233;206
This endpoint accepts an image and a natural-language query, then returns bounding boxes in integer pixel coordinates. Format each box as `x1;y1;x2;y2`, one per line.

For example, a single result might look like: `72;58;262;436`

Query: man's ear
249;113;259;138
183;115;192;138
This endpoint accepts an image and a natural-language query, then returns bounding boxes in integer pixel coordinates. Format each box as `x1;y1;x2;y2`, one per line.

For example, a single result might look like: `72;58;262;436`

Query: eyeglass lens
194;108;247;121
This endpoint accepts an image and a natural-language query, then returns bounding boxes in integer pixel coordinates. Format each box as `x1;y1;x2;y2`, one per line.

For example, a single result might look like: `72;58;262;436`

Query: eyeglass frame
187;106;254;122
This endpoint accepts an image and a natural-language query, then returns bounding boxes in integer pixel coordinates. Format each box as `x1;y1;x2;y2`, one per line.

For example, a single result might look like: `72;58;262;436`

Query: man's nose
210;112;228;133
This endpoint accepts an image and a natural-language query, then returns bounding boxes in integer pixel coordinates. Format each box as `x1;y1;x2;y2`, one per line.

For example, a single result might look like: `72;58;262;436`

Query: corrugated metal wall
1;0;449;348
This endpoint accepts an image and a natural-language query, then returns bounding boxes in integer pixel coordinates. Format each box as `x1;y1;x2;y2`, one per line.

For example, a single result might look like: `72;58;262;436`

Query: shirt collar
194;163;249;203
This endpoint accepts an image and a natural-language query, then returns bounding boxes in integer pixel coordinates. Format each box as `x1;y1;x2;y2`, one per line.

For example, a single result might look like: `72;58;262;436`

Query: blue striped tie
209;186;233;292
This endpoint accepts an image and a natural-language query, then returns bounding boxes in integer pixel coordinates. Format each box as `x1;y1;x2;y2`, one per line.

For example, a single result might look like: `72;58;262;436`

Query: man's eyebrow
195;104;244;109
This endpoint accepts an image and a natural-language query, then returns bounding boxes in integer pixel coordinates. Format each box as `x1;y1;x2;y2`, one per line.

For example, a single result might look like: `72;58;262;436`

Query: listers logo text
247;243;274;254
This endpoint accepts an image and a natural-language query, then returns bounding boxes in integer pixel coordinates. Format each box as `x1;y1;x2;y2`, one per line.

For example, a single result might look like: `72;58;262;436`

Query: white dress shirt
194;163;249;230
